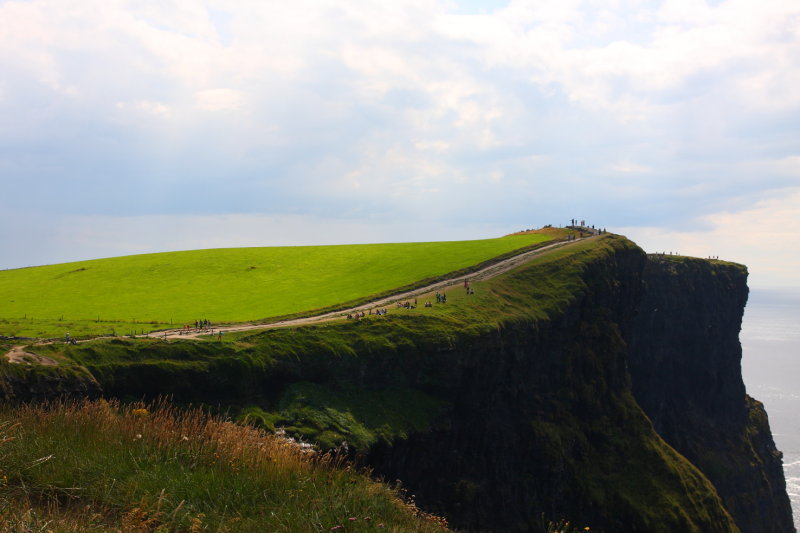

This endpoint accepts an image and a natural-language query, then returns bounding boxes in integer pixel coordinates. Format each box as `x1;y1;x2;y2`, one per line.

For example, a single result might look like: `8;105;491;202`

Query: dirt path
146;235;595;340
2;234;595;360
4;345;58;366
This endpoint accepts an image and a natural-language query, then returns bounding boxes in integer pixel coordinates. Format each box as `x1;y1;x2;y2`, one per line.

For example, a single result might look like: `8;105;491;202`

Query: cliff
13;235;795;532
364;238;739;532
628;255;795;533
0;356;100;402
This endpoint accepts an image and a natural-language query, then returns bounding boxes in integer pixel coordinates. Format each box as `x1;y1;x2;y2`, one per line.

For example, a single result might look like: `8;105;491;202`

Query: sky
1;0;799;288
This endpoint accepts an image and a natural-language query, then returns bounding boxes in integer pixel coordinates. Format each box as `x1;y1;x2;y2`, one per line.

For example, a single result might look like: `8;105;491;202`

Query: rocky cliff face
363;242;793;532
628;256;795;533
363;239;741;532
0;360;101;402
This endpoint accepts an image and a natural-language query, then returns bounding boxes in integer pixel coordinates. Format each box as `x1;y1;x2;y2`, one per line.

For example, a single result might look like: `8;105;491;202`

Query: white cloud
771;155;800;176
438;0;800;116
194;88;245;111
612;161;652;173
116;100;171;117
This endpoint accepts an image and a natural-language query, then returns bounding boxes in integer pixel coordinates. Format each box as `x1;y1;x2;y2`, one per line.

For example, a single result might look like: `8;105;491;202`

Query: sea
741;287;800;530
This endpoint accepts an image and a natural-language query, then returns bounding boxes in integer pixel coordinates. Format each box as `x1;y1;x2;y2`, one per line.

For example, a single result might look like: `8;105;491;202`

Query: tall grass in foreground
0;399;449;532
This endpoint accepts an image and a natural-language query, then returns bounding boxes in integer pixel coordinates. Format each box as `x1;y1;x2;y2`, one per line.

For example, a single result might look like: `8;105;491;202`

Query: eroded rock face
0;364;101;402
628;256;795;533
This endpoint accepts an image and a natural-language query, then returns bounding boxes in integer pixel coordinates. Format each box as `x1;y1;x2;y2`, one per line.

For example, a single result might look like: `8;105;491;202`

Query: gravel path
148;235;594;340
3;234;595;359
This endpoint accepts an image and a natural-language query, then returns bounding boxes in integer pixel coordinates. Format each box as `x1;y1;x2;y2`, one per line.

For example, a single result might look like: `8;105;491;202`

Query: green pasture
0;232;555;338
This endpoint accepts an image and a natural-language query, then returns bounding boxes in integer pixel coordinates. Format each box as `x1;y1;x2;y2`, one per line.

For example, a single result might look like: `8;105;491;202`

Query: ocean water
741;288;800;530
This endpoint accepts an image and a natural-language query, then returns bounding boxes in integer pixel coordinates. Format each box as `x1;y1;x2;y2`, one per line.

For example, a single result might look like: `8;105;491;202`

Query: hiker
218;331;223;341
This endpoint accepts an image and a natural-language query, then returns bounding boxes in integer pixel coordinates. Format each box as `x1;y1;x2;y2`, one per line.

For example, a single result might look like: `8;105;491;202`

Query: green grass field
0;232;556;338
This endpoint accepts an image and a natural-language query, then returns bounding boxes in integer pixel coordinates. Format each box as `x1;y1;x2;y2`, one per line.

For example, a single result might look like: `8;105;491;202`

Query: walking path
3;234;596;361
4;344;58;366
145;235;594;340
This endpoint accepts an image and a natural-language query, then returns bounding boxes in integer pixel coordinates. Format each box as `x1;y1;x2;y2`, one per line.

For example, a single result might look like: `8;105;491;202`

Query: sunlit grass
0;232;556;338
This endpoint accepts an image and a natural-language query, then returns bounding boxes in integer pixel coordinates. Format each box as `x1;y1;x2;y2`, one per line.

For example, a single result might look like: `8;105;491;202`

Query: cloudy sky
1;0;798;288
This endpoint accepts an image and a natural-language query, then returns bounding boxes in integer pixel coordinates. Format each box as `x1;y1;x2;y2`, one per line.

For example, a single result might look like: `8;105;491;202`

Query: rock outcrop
0;359;101;402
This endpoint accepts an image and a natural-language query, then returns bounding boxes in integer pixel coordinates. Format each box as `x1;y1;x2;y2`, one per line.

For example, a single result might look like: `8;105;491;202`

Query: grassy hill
0;231;556;338
0;399;449;532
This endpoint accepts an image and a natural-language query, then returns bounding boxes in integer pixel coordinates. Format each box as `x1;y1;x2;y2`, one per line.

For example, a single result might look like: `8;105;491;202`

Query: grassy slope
0;233;553;338
0;399;448;532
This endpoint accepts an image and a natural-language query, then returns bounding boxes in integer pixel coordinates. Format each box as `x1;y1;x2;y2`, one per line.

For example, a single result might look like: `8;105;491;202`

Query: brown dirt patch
5;345;59;366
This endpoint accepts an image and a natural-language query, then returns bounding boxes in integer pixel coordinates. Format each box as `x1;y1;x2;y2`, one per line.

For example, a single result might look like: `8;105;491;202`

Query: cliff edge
628;255;795;533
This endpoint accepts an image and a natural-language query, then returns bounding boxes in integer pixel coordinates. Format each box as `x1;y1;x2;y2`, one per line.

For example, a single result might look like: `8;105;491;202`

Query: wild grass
0;398;449;532
0;233;554;339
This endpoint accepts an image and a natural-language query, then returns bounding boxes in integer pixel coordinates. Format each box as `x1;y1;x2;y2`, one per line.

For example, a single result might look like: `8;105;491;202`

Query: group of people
174;319;214;335
347;308;389;320
341;280;483;322
165;318;214;338
463;279;475;295
396;299;418;309
568;219;607;236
